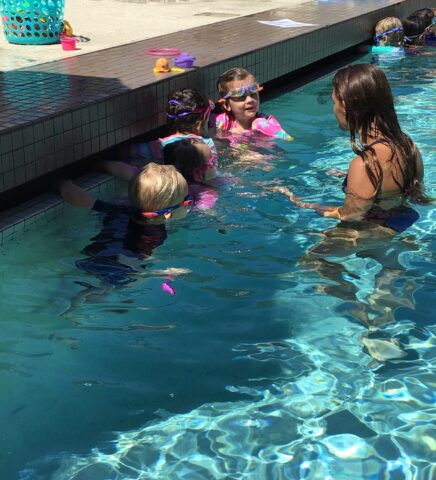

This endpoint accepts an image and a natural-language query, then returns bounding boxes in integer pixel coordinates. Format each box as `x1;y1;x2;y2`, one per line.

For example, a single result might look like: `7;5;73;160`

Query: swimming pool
1;49;435;479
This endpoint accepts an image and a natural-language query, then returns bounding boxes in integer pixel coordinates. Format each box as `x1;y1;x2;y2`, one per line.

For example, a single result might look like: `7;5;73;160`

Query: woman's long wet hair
332;64;428;203
166;88;209;134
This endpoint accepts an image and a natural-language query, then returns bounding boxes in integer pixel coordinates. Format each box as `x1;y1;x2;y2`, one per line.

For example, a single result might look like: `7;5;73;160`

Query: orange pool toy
153;58;171;73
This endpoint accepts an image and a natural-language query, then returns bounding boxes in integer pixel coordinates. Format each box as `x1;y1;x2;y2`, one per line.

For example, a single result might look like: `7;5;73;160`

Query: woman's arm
268;186;337;213
269;156;377;220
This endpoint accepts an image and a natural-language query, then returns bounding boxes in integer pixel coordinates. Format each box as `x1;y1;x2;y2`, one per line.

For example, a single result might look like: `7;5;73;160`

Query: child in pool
215;67;293;141
130;88;217;173
403;9;434;46
59;163;190;287
162;138;220;210
371;17;404;51
101;138;220;210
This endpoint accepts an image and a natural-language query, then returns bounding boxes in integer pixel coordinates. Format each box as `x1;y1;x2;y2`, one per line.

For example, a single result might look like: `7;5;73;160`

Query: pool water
1;50;435;479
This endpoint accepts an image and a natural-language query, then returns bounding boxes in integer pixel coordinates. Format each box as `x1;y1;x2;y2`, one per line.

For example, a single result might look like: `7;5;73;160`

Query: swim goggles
140;194;192;218
166;99;215;121
221;83;263;101
374;26;403;45
404;33;423;43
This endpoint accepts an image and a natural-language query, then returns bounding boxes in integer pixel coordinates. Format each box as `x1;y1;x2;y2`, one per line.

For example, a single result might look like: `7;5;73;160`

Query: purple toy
173;52;196;68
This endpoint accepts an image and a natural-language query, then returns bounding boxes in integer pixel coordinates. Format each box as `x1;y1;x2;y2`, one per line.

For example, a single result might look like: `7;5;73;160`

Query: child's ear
193;120;203;134
163;212;173;221
223;100;232;113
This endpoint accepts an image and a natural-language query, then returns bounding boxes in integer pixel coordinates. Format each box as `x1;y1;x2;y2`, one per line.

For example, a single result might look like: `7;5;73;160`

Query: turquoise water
1;51;435;479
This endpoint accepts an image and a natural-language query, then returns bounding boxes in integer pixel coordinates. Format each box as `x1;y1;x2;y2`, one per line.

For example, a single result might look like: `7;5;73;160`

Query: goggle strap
374;26;403;44
140;195;192;218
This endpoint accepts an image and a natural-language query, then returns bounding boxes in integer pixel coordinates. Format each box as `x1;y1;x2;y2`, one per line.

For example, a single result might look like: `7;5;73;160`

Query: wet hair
410;8;434;27
403;15;428;45
162;139;207;183
332;64;427;203
128;162;188;224
374;17;404;46
217;67;256;96
166;88;210;134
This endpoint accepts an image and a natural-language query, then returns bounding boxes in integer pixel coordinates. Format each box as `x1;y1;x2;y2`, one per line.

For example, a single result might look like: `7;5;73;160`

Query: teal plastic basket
1;0;64;45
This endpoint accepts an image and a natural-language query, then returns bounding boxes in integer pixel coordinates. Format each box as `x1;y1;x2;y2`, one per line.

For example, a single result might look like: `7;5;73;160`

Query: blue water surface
0;50;435;480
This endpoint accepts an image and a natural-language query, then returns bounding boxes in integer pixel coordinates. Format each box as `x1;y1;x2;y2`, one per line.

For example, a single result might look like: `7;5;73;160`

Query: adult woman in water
272;63;428;234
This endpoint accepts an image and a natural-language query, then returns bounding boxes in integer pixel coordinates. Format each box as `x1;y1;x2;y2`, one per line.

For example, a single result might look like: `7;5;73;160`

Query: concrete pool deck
0;0;432;243
0;0;304;71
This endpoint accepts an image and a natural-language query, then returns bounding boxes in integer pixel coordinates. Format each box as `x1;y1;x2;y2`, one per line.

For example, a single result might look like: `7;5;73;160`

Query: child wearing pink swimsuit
215;67;293;141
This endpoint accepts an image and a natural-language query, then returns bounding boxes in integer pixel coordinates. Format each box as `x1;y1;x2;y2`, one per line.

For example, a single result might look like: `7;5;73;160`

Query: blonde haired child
58;163;190;286
374;17;404;46
59;163;190;225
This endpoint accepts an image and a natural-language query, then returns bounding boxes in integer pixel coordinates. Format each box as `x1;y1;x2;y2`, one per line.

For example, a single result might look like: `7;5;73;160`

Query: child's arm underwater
97;160;137;182
58;179;96;209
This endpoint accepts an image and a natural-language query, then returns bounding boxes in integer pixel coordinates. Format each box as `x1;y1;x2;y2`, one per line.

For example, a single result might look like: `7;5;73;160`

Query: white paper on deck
257;19;318;28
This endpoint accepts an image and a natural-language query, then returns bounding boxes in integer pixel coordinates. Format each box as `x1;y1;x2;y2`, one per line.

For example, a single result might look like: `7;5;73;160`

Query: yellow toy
153;57;185;74
62;19;73;37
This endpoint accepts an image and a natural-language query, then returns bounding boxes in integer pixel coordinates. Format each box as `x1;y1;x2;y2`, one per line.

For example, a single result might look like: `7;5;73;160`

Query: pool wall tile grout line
0;0;431;244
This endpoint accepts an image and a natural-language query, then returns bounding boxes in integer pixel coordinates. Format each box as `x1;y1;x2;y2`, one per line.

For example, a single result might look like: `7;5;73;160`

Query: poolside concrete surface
0;0;303;71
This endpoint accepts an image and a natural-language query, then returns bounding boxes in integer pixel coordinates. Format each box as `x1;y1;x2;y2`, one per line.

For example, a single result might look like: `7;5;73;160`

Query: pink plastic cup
61;37;76;51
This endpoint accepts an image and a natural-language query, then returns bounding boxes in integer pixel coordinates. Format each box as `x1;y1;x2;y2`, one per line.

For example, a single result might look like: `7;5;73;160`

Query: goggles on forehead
374;26;403;45
166;99;215;120
221;83;263;100
140;194;192;218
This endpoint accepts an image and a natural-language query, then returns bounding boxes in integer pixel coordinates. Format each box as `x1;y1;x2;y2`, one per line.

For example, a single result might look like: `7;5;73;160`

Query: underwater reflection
299;223;422;364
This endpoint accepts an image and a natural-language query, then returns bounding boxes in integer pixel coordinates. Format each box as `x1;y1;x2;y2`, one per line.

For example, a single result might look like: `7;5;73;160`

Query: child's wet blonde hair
374;17;404;46
128;162;187;224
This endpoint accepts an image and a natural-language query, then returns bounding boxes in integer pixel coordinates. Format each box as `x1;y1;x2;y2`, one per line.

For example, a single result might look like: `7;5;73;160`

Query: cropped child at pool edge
214;67;293;141
58;163;191;287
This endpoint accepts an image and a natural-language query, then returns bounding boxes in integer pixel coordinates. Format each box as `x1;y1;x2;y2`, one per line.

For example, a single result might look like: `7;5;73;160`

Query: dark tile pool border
0;0;431;243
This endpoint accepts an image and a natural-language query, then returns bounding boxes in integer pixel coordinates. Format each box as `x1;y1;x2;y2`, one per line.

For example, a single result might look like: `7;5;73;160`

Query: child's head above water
403;12;432;45
217;67;263;130
128;162;189;225
411;8;435;27
374;17;404;46
166;88;214;137
162;138;217;184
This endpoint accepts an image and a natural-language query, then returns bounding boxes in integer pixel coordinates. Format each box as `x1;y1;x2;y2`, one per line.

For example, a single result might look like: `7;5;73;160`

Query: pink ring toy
146;48;181;57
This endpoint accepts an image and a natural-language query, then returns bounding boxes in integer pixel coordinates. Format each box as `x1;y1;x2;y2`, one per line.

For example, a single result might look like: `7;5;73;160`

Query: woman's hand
266;185;301;203
266;185;343;216
323;207;341;218
326;168;347;177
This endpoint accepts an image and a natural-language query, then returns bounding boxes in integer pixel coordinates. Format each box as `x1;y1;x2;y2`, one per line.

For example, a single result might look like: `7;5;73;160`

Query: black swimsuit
341;140;419;232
